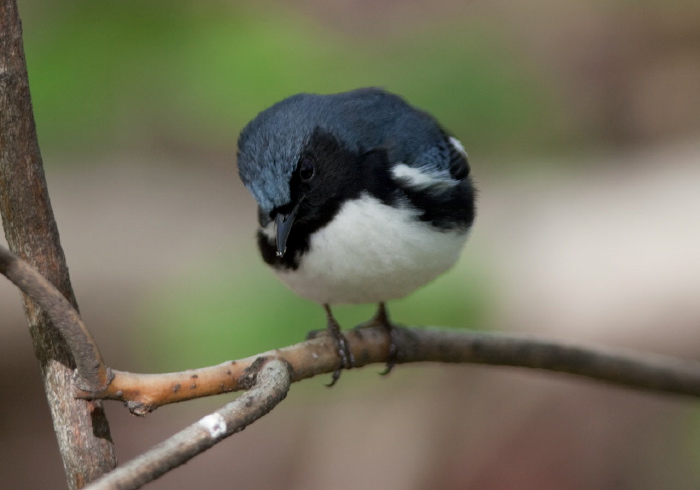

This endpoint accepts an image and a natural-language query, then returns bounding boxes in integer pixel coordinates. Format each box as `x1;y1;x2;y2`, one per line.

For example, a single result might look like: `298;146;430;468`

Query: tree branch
74;323;700;415
0;1;116;487
0;245;110;391
4;239;700;414
84;358;291;490
4;204;700;415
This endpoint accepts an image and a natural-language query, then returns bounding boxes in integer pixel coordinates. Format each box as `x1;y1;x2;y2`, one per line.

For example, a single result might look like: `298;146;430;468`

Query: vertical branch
0;1;116;488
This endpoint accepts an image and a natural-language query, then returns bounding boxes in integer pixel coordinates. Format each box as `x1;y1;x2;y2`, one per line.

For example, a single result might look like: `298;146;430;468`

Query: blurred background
1;0;700;488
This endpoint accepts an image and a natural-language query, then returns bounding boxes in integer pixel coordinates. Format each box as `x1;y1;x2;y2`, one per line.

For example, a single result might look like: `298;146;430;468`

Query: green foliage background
24;1;563;160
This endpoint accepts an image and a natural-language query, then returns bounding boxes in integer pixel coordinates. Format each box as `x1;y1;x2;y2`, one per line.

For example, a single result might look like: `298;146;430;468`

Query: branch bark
0;245;111;391
78;324;700;415
0;1;116;487
84;358;291;490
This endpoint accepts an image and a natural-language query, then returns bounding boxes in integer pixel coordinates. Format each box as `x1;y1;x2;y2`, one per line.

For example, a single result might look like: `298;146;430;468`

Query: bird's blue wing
412;134;470;181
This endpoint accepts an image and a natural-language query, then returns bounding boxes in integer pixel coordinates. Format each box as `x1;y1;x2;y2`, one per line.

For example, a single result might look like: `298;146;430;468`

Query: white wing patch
449;136;468;158
391;163;458;191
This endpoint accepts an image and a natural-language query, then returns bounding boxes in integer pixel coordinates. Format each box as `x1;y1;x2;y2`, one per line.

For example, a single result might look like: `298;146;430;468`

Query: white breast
274;193;469;305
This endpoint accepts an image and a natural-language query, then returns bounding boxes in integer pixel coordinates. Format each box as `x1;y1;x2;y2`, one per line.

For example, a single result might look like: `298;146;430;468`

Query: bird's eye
299;158;315;181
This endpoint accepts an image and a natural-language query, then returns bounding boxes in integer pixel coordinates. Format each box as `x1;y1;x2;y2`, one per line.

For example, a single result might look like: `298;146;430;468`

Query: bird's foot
323;305;355;387
372;303;399;376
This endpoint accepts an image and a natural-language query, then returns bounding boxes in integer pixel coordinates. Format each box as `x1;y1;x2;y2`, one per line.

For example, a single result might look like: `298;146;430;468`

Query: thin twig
84;358;291;490
77;324;700;415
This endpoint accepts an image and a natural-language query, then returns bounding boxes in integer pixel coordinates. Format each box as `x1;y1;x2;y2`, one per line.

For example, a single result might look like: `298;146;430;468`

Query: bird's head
237;93;366;258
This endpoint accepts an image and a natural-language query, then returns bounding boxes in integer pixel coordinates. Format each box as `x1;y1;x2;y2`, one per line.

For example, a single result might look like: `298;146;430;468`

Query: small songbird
237;88;476;384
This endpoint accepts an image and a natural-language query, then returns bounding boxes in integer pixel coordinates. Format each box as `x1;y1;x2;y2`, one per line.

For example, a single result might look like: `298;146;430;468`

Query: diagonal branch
84;358;291;490
0;244;110;391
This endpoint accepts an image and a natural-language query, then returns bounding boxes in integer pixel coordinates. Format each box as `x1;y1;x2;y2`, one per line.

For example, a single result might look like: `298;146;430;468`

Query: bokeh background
2;0;700;488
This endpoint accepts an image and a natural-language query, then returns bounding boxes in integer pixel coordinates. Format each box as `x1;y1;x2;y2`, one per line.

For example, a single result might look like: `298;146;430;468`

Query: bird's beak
275;202;300;257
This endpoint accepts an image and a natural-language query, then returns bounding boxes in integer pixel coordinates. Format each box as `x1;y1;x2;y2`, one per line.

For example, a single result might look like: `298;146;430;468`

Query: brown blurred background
1;0;700;488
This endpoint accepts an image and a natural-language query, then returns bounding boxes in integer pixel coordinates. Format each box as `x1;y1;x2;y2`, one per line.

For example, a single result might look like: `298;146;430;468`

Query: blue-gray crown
236;88;447;213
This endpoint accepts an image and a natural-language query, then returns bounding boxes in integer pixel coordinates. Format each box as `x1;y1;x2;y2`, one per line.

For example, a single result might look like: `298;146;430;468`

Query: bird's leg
370;302;399;375
324;304;355;387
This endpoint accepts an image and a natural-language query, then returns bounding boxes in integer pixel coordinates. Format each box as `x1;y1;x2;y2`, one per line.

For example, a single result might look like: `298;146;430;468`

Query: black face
257;128;476;270
257;128;369;269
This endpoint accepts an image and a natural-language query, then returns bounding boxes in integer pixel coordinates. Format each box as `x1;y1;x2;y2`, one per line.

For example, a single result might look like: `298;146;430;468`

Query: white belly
274;193;469;305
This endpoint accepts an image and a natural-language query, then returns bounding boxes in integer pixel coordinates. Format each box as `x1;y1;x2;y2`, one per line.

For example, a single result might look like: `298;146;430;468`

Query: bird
236;88;476;385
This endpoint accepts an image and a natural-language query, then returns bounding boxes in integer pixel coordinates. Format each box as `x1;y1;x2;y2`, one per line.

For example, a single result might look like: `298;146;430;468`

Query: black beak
275;203;300;257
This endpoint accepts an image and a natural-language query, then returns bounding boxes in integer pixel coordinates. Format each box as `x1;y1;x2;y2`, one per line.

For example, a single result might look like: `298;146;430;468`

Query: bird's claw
369;302;400;376
379;324;399;375
327;332;355;387
323;304;355;387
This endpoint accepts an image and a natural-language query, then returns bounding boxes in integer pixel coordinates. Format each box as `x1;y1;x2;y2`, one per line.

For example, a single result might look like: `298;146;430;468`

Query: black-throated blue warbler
237;88;476;384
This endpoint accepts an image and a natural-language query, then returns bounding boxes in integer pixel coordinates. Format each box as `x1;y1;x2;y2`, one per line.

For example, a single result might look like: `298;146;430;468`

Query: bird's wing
402;133;470;182
444;135;470;180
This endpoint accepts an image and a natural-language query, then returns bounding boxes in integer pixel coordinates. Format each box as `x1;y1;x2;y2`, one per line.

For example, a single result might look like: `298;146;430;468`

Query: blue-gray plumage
237;87;476;384
238;88;463;213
